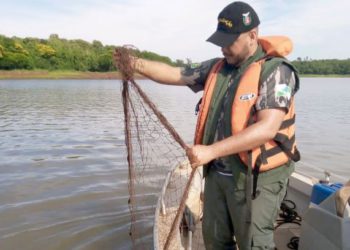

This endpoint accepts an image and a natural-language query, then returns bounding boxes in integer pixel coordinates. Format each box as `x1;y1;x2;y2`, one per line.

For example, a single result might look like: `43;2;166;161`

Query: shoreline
0;70;349;79
300;74;350;78
0;70;145;80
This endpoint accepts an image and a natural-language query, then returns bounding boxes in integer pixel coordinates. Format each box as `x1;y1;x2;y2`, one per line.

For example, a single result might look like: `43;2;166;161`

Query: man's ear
249;28;259;42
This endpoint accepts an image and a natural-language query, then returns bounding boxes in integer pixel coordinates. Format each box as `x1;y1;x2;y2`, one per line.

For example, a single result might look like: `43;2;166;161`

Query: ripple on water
65;155;83;159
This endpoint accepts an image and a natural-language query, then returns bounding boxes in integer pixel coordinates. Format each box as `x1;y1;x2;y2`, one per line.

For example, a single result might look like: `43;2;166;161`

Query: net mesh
115;47;205;249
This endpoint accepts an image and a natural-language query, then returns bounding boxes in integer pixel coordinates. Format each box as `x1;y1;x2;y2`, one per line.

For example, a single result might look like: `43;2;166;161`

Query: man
114;2;300;249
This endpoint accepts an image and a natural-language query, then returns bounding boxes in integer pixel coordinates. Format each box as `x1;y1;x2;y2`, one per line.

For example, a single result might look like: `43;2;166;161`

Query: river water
0;78;349;249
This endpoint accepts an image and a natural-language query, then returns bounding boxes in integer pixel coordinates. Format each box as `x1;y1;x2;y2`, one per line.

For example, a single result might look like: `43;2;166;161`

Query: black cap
207;1;260;48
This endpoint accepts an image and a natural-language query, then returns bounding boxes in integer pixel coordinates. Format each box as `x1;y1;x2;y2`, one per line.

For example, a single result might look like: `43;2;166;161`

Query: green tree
0;51;32;69
97;53;113;71
36;43;56;58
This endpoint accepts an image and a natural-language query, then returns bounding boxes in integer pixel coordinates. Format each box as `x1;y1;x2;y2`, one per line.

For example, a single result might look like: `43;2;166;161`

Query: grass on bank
0;70;125;79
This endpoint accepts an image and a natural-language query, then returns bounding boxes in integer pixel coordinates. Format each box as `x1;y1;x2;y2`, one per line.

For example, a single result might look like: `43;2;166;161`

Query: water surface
0;78;349;249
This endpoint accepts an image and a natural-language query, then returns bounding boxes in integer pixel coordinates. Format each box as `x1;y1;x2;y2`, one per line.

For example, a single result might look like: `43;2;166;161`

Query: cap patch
242;12;251;26
218;18;233;28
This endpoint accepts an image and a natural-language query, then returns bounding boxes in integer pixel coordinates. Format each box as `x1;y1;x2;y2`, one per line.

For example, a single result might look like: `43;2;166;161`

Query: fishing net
115;47;205;250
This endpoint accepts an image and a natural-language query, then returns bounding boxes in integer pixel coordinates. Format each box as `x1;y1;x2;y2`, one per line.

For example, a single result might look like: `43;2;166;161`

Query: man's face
221;31;252;66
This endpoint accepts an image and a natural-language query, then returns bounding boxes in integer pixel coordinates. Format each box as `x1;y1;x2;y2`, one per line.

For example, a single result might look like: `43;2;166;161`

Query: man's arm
134;58;187;86
186;108;286;168
114;48;219;88
113;48;187;86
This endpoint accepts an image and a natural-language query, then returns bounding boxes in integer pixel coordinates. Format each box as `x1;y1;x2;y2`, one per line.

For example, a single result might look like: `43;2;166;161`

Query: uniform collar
224;45;265;71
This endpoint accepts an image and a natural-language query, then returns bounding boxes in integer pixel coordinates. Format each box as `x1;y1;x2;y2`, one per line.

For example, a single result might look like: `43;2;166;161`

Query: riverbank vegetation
1;34;349;78
0;34;178;73
293;58;350;75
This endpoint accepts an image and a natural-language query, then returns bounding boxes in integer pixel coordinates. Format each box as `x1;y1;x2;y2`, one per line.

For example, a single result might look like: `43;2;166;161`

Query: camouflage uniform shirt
182;58;297;113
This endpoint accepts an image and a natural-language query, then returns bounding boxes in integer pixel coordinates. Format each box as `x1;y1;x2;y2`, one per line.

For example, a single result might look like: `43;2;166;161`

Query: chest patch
239;93;255;101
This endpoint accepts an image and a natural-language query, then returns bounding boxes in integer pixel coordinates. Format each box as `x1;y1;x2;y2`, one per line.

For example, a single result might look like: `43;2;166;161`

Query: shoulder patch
275;84;292;99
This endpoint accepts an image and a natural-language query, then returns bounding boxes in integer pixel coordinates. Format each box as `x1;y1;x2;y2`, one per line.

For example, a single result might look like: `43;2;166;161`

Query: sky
1;0;350;62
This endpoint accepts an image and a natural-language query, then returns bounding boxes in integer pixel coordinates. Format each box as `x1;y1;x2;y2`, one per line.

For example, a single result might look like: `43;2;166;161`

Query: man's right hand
113;48;185;86
113;47;139;80
186;144;216;169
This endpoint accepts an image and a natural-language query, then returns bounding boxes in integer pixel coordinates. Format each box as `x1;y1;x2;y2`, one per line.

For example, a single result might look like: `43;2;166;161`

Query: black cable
275;188;302;249
287;236;299;250
275;199;301;229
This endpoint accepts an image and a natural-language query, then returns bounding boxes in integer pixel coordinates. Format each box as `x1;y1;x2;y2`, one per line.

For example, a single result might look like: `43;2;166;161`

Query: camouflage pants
202;169;288;250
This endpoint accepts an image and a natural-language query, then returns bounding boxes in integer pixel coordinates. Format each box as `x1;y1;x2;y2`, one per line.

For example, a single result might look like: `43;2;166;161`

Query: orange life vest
194;36;300;172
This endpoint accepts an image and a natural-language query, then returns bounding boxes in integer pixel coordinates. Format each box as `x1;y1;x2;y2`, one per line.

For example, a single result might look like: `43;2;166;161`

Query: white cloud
1;0;349;61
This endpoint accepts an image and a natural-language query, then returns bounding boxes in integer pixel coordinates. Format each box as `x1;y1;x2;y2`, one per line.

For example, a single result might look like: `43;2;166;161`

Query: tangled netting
115;47;204;249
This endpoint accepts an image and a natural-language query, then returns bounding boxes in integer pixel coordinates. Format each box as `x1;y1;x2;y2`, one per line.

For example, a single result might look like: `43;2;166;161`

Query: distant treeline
1;34;350;74
0;34;178;72
292;58;350;75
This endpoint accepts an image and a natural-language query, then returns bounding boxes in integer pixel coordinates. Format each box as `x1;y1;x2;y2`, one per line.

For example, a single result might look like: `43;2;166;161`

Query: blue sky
1;0;349;62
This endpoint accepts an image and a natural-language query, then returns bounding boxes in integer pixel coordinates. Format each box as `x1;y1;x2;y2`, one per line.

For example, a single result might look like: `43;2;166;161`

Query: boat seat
299;180;350;250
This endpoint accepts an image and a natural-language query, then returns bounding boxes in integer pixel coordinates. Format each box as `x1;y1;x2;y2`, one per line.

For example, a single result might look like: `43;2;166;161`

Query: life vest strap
254;133;299;166
274;133;301;162
252;162;261;200
259;144;269;165
195;97;202;115
246;150;253;222
279;115;295;130
274;132;294;144
254;134;300;168
247;106;261;201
